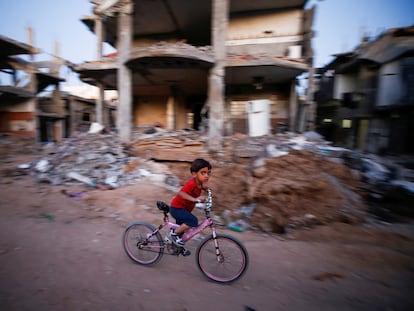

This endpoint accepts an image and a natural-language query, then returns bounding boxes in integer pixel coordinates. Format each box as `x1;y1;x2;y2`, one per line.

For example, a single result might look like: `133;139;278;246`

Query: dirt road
1;161;414;311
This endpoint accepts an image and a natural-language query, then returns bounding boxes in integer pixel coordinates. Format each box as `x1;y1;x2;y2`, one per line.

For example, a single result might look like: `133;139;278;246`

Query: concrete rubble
29;132;185;191
3;127;414;233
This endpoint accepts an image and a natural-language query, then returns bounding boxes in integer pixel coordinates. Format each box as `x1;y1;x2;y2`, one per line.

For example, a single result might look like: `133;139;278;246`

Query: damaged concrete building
0;35;64;141
75;0;315;150
0;34;117;142
315;25;414;155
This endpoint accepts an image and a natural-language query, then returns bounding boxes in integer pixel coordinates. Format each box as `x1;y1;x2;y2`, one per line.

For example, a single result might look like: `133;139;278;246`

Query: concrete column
117;2;133;142
28;72;39;141
103;99;110;128
306;65;316;131
207;0;228;152
95;16;103;59
289;80;297;131
69;96;76;134
96;83;104;125
298;66;315;132
95;16;105;126
166;95;175;130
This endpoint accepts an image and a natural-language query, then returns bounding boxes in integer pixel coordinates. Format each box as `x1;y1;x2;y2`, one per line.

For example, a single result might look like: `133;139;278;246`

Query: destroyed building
314;25;414;155
0;34;64;141
75;0;316;150
0;34;117;142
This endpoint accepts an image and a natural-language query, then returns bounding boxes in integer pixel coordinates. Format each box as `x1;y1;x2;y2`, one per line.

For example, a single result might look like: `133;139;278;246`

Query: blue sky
307;0;414;67
0;0;413;85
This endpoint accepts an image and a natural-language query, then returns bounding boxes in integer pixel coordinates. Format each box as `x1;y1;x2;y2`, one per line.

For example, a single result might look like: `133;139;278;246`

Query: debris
17;163;31;169
31;132;144;187
88;122;104;134
35;159;51;172
8;128;411;233
228;219;250;232
361;158;391;185
390;180;414;194
61;189;85;200
237;203;257;218
265;144;289;157
317;145;349;157
104;175;119;188
303;130;324;142
67;172;96;187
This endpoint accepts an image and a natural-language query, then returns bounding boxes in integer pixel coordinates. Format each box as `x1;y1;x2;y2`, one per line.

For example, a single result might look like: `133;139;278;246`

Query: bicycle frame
143;189;217;249
145;206;216;246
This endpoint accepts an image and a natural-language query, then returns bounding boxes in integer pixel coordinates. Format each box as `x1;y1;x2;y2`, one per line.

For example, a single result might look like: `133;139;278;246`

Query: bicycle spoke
196;234;249;283
122;221;164;266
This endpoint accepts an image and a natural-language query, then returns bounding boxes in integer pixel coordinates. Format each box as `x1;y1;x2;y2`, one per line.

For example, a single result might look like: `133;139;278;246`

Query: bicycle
122;189;249;284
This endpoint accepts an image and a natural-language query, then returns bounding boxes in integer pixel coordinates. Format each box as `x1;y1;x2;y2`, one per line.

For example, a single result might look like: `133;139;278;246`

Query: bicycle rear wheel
122;221;164;266
196;233;249;283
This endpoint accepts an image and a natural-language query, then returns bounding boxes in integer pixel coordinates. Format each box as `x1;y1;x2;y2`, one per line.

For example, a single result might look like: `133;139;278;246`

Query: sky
307;0;414;67
0;0;413;85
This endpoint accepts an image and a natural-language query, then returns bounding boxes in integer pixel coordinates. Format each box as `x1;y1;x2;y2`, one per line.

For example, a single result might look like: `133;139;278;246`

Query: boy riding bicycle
167;158;211;247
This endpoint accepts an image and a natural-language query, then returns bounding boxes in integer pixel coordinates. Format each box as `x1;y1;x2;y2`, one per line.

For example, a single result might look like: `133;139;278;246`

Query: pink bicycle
122;189;249;283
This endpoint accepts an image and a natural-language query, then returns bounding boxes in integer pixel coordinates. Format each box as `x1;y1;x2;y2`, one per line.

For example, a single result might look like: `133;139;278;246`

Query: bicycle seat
156;201;170;212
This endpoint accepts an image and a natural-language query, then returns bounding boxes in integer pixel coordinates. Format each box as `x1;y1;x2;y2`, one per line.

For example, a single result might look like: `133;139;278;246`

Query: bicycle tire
196;233;249;284
122;221;164;266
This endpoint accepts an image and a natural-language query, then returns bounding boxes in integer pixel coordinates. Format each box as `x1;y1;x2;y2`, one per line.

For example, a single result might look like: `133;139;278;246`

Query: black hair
190;158;212;173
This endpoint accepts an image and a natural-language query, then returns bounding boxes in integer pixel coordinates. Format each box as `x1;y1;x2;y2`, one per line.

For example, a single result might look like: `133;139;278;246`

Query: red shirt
170;178;201;212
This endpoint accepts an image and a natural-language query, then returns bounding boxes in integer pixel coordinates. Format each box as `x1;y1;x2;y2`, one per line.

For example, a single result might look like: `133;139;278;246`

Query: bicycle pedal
181;248;191;256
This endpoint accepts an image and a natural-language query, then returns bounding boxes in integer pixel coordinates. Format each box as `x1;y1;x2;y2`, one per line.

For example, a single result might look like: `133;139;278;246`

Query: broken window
342;119;352;128
82;112;90;122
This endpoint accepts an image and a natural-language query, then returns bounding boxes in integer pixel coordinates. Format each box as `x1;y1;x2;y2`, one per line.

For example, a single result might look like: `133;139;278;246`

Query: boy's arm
177;191;200;203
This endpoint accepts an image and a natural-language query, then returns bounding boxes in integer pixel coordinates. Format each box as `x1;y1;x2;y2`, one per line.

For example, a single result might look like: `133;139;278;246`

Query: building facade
0;35;114;142
315;26;414;155
75;0;315;150
0;35;66;141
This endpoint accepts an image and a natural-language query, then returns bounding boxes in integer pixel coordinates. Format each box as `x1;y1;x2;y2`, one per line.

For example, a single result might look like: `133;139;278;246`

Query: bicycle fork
210;226;224;263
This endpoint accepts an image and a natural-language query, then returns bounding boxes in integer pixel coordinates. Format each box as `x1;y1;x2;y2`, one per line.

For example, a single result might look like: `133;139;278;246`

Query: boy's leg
167;228;186;247
170;208;197;234
168;208;197;247
174;223;190;235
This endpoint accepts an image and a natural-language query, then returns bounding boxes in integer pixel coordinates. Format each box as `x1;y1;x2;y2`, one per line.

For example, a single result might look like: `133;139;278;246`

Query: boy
167;158;212;247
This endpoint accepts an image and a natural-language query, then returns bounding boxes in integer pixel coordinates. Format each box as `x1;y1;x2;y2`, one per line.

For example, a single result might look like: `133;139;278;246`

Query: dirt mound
205;150;366;233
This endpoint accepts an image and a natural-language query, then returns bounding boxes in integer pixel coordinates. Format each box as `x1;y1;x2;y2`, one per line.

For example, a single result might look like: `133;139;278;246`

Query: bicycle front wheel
122;221;164;266
196;233;249;284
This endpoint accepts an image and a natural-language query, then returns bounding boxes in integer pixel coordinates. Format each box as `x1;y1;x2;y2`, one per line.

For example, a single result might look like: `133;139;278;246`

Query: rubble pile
6;127;412;234
129;129;368;233
130;128;413;232
32;132;151;188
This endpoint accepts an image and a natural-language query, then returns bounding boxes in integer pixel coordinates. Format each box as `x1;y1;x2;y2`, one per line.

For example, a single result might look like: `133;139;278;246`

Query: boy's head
190;158;211;173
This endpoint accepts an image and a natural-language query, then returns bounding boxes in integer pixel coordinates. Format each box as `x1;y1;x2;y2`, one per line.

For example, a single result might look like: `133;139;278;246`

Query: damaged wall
0;101;36;137
227;9;304;58
132;86;190;129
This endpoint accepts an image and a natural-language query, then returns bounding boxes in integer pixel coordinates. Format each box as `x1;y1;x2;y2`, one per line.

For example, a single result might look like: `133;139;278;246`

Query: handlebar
195;188;212;211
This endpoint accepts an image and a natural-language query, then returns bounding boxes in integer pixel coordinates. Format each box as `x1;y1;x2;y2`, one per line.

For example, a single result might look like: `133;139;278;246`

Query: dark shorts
170;206;198;227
